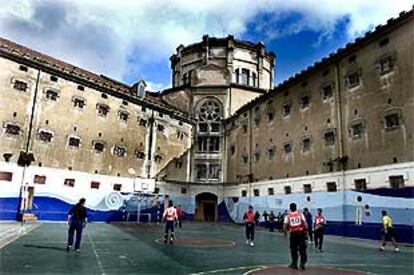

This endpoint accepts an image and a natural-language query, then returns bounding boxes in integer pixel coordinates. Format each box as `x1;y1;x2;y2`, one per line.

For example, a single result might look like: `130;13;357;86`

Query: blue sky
0;1;412;91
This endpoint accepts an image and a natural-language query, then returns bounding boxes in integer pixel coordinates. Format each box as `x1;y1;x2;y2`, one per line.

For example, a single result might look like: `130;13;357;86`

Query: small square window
113;145;126;157
139;118;148;127
77;85;85;91
347;72;360;89
93;141;105;153
302;138;311;152
384;113;399;129
4;123;21;136
324;131;335;146
13;80;28;92
119;111;129;122
253;189;260;197
38;130;53;143
101;93;108;99
322;84;333;99
303;184;312;193
300;95;310;109
45;89;59;101
64;178;75;187
34;175;46;184
327;182;337;192
268;188;274;196
135;149;146;160
283;142;292;154
389;176;404;189
242;124;248;133
354;179;367;191
284;186;292;194
19;65;28;72
352;123;364;138
68;136;81;148
267;112;274;122
141;107;146;112
50;76;58;82
90;181;100;189
73;98;85;109
241;190;247;197
181;188;187;194
230;145;235;156
378;57;394;75
282;104;291;117
113;184;122;191
157;124;165;132
0;171;13;181
267;148;275;160
242;155;249;164
97;104;109;117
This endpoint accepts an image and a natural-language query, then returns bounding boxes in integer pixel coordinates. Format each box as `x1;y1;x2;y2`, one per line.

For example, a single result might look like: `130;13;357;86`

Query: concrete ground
0;222;412;275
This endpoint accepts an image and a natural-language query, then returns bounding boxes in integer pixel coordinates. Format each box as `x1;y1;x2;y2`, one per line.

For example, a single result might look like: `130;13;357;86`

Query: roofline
0;38;192;124
225;6;414;123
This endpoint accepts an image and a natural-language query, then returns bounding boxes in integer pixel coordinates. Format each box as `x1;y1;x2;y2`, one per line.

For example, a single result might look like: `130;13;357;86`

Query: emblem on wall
105;192;123;210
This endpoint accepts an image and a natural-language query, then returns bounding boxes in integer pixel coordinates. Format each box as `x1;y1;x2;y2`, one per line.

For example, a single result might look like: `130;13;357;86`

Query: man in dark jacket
67;198;88;252
303;208;313;243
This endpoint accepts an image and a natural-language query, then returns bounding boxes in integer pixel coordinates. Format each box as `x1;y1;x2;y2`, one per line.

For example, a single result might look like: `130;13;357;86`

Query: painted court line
87;229;106;275
190;265;266;275
0;224;40;250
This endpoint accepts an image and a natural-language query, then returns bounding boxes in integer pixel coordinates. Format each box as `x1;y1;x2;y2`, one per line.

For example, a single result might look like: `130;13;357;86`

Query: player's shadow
23;244;67;251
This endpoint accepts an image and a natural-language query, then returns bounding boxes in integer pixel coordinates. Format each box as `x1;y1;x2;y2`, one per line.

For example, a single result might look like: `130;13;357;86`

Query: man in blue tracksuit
303;208;313;243
67;198;88;252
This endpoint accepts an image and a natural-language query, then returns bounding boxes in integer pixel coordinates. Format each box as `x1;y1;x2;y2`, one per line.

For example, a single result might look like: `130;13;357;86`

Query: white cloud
0;0;412;87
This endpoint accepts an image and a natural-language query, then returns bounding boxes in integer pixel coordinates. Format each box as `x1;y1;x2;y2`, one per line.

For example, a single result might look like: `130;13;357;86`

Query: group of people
244;204;399;270
254;210;286;232
65;198;400;271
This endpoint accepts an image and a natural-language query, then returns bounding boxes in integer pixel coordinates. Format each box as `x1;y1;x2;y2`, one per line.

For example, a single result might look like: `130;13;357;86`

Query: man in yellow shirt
380;210;399;252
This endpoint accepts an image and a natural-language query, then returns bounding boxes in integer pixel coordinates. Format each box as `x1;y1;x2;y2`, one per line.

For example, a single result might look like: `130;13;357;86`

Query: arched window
198;99;222;134
196;98;222;153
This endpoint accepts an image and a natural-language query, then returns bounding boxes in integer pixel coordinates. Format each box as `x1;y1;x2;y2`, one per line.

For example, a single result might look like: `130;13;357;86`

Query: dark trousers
245;223;255;241
67;220;84;250
314;228;324;250
165;221;175;239
307;228;313;242
175;218;182;228
268;222;274;232
290;231;307;267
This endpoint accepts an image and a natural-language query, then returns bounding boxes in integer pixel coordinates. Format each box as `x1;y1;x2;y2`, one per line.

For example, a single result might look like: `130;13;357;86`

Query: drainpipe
146;110;155;178
334;62;347;236
248;108;253;203
19;68;41;221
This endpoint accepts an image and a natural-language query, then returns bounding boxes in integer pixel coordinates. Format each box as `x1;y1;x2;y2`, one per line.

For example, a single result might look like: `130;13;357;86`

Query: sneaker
250;241;255;247
395;247;399;252
74;249;80;253
288;264;298;270
300;265;306;270
245;240;250;245
380;246;385;252
66;246;71;252
169;238;174;244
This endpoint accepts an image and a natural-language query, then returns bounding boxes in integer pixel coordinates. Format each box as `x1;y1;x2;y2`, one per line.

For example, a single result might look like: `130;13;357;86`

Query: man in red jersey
314;208;326;252
243;205;256;247
176;205;183;228
163;201;178;244
284;203;308;270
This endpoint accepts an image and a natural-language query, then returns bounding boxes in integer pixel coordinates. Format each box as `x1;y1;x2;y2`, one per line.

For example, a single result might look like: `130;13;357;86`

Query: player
163;201;178;244
313;208;326;252
243;205;256;247
380;210;399;252
176;205;183;228
284;203;308;270
66;198;88;252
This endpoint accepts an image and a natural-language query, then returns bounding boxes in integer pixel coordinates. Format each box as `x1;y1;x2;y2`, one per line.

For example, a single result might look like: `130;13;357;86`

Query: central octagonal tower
159;35;275;184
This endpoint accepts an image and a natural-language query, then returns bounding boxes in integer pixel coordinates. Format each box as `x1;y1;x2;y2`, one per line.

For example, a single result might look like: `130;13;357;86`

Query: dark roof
225;6;414;122
0;37;190;121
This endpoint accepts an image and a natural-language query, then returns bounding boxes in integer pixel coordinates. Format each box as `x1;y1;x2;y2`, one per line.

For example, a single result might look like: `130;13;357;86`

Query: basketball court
0;222;412;274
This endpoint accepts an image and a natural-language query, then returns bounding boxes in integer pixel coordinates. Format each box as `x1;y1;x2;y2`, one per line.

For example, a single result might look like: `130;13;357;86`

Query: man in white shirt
163;201;178;244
